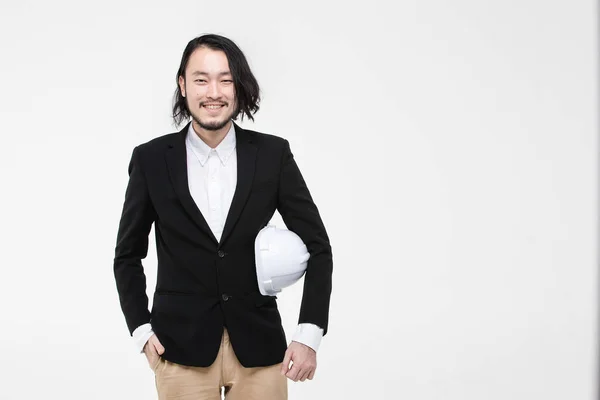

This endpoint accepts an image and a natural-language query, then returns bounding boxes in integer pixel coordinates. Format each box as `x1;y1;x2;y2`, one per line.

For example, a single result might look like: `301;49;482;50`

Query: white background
0;0;597;399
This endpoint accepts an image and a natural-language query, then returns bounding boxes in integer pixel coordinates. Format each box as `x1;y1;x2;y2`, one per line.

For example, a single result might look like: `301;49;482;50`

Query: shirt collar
186;121;236;166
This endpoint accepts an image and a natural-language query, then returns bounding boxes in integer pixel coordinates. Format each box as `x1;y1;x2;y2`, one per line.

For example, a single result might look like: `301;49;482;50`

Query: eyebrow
190;71;232;77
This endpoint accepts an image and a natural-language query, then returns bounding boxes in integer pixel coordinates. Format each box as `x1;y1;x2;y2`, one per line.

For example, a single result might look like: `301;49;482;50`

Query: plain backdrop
0;0;597;399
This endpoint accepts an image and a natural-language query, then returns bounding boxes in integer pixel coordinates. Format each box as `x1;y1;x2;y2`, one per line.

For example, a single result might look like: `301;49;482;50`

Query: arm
293;323;324;352
113;146;156;336
277;139;333;336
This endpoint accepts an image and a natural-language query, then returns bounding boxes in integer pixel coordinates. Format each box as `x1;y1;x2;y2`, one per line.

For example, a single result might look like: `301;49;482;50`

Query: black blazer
113;121;333;368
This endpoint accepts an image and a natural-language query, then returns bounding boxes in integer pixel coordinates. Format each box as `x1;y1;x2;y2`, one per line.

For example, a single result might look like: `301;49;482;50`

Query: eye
222;80;233;84
195;79;207;83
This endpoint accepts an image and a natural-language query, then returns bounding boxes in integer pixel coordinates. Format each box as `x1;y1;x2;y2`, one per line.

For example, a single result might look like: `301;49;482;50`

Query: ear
178;75;186;97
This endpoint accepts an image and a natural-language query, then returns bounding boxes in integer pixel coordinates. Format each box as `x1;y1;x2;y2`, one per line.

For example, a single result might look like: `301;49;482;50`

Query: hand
143;334;165;371
280;341;317;382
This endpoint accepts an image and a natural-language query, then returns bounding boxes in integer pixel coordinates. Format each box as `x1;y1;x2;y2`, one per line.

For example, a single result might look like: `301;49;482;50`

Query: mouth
202;104;226;110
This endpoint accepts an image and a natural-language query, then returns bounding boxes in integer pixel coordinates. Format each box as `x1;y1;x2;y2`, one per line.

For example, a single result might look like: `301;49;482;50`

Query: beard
189;102;237;131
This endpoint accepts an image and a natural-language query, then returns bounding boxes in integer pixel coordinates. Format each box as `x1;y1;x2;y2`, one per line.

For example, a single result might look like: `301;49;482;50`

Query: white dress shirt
133;121;324;354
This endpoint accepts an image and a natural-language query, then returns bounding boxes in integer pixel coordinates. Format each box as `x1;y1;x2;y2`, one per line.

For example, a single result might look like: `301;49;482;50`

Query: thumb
153;339;165;355
281;349;293;375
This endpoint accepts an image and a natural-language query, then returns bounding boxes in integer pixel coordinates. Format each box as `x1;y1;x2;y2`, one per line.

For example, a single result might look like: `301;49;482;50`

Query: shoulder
241;126;290;152
137;131;180;152
130;128;183;162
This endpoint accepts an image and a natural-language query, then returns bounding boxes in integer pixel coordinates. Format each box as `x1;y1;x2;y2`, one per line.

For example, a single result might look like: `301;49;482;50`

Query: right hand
143;334;165;371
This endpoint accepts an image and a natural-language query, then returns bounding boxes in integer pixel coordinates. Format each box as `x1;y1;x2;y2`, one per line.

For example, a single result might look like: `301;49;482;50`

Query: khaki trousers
152;328;288;400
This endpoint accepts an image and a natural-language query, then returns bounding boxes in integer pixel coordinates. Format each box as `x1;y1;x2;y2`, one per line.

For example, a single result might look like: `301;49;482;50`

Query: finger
299;368;310;382
281;350;293;375
286;364;301;382
307;369;315;380
153;338;165;355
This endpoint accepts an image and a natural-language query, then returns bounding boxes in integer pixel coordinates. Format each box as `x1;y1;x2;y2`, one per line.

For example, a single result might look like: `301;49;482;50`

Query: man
113;33;333;400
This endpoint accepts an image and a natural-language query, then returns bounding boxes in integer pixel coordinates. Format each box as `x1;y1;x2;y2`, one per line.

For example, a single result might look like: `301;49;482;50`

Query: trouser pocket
152;356;162;372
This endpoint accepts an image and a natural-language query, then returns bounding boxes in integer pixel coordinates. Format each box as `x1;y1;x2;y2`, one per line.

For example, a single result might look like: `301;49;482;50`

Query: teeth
205;105;223;109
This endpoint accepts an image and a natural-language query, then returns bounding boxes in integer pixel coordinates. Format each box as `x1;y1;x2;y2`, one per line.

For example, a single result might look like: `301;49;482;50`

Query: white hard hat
254;224;310;296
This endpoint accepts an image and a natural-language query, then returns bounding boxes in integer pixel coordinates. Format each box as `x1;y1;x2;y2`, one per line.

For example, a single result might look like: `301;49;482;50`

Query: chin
194;117;229;131
203;121;229;130
192;112;233;131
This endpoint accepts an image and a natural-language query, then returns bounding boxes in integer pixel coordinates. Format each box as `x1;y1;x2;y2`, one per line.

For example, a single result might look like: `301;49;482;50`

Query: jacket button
217;250;225;258
222;294;230;301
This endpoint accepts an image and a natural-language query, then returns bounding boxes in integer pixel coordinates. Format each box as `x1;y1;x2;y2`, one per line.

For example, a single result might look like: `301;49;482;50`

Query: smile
203;104;225;109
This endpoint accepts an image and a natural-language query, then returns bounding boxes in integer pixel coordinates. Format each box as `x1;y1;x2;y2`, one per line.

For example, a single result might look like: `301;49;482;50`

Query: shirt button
222;294;230;301
218;250;225;258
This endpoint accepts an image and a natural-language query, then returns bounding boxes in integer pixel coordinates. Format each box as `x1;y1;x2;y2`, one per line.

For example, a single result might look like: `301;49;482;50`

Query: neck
191;120;232;148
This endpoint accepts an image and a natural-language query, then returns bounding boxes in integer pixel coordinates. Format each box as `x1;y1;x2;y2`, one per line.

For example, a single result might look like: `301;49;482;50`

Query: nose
206;81;221;99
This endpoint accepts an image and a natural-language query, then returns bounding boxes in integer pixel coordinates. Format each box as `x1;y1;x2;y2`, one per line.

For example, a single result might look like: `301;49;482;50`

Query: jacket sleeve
277;139;333;336
113;145;157;335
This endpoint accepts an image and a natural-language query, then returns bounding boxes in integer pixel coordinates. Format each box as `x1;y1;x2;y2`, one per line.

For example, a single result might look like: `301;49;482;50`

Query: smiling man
113;34;333;400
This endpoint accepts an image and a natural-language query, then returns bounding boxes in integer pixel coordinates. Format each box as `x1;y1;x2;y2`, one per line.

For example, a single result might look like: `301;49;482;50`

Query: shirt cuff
132;323;154;354
292;323;324;352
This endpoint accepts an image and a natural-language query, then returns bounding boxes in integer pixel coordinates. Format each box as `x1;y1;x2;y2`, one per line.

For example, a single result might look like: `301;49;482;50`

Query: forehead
185;47;231;76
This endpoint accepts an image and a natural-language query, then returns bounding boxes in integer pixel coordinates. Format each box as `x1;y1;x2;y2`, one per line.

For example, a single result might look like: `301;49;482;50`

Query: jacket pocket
151;293;219;320
155;289;197;296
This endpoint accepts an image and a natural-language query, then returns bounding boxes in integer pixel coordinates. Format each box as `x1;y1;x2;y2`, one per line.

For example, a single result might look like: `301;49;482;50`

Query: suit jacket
113;121;333;368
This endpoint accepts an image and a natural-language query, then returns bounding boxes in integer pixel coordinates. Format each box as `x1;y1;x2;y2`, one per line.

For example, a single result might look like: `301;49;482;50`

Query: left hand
280;340;317;382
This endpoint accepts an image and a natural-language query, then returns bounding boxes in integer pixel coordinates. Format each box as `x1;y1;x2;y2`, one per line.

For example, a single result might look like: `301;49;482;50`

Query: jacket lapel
164;121;256;248
219;122;257;247
165;122;219;245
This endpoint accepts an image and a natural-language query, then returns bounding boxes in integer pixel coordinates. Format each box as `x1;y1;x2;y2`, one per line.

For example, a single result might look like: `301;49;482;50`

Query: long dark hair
172;34;260;127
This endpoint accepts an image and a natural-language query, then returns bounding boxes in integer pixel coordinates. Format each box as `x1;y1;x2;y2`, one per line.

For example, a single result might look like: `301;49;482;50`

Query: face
178;47;237;131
